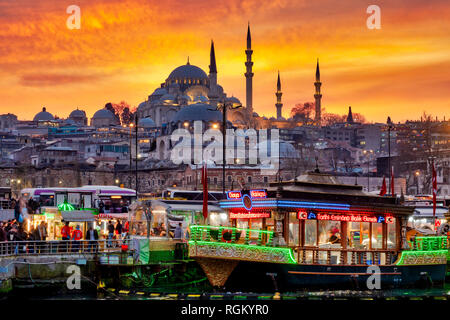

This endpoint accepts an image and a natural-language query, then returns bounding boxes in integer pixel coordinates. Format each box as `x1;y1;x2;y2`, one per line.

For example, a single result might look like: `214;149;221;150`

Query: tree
322;113;346;126
290;102;315;125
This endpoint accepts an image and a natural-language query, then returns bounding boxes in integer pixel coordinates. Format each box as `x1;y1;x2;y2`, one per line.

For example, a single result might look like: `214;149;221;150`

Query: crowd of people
0;217;129;255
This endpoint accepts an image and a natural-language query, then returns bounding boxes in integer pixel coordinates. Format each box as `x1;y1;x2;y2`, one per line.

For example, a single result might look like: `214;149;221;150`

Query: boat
187;172;448;291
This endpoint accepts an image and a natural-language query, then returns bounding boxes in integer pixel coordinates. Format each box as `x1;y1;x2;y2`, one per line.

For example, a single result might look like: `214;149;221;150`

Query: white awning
413;206;449;218
167;204;224;213
61;210;95;222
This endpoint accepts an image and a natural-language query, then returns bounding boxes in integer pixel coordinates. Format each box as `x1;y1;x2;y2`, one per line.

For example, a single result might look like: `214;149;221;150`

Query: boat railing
190;225;275;247
0;239;132;257
408;236;449;251
292;247;399;266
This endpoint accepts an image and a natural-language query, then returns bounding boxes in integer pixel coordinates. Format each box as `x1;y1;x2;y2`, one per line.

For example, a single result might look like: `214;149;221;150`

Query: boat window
288;212;299;246
304;220;317;246
387;218;396;249
318;220;342;247
348;222;370;249
371;223;383;249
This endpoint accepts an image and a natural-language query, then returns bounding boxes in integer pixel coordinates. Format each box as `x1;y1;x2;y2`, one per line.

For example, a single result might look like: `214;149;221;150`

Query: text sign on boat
298;211;394;224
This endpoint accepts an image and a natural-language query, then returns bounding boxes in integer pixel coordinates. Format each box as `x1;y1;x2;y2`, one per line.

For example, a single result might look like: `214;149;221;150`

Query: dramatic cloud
0;0;449;121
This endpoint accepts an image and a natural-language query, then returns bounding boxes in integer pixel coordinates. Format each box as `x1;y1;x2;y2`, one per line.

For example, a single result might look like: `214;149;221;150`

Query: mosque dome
69;109;86;118
33;107;54;121
193;95;209;103
138;117;156;128
152;88;167;95
255;140;298;158
226;96;241;105
167;63;208;81
92;108;115;119
172;103;222;123
161;94;175;102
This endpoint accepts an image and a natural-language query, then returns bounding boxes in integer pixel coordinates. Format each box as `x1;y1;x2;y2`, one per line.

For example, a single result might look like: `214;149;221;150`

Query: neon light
250;189;267;199
230;212;271;219
227;191;242;200
386;216;394;224
395;250;447;266
58;201;75;211
188;240;296;264
298;212;393;223
190;225;273;235
242;194;252;211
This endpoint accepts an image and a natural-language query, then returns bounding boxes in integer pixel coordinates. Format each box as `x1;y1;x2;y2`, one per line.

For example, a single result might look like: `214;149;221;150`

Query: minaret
347;106;354;123
245;23;254;114
208;40;219;105
275;71;283;120
314;59;322;126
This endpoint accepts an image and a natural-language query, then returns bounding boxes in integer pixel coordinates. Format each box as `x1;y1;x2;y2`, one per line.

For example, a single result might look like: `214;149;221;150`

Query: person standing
115;220;123;239
0;222;6;255
71;225;83;253
61;221;71;252
174;223;183;240
85;225;99;253
107;221;115;247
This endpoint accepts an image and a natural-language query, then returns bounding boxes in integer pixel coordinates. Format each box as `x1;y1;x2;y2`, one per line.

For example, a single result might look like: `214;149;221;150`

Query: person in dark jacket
115;221;123;237
0;222;6;255
107;221;115;247
85;225;99;252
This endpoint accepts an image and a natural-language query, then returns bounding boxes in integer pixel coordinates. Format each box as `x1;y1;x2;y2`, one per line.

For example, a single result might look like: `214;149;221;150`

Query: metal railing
0;239;131;257
293;247;399;266
190;225;275;246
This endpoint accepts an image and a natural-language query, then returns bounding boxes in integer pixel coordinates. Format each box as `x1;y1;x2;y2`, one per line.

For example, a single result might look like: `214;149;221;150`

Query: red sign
250;190;267;199
297;211;391;224
227;191;242;199
230;211;271;219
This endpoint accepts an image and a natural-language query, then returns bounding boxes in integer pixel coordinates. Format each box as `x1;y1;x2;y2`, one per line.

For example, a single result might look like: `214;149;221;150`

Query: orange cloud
0;0;448;121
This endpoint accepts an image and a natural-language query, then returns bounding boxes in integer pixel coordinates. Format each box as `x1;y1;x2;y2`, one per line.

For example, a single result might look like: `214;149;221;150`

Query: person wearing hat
71;225;83;253
328;227;341;244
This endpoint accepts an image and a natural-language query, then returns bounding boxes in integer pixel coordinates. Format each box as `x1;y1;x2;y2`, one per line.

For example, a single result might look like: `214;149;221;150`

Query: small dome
92;108;115;119
226;96;241;105
167;64;208;81
33;107;54;121
172;103;222;123
161;94;175;102
138;117;156;128
151;88;167;96
69;109;86;118
194;95;209;103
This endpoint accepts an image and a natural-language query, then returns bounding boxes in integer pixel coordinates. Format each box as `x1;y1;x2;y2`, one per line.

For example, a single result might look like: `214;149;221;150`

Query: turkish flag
379;176;387;196
432;162;437;217
202;164;208;219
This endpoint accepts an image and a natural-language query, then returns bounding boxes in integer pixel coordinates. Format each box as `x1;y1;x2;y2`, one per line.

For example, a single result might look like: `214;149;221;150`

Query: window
348;222;370;249
248;176;252;183
318;221;341;247
288;212;300;246
387;218;396;249
263;176;268;183
228;176;232;182
304;220;317;246
371;223;383;249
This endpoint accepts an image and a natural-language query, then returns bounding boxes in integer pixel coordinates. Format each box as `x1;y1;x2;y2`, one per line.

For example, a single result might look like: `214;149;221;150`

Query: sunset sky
0;0;449;123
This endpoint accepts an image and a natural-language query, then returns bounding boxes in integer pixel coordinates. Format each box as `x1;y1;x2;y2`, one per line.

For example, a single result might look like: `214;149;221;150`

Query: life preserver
221;229;232;243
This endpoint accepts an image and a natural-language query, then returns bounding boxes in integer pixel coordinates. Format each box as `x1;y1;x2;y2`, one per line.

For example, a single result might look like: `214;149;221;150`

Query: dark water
6;284;450;300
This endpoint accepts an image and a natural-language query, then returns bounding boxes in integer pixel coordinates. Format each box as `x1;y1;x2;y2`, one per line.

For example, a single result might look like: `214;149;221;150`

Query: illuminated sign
230;211;271;219
250;190;267;199
298;211;394;224
242;194;253;211
227;191;242;200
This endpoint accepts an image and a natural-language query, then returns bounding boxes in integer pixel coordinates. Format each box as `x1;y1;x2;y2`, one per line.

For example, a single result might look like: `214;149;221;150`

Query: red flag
379;176;387;196
202;164;208;219
390;166;395;195
432;162;437;217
